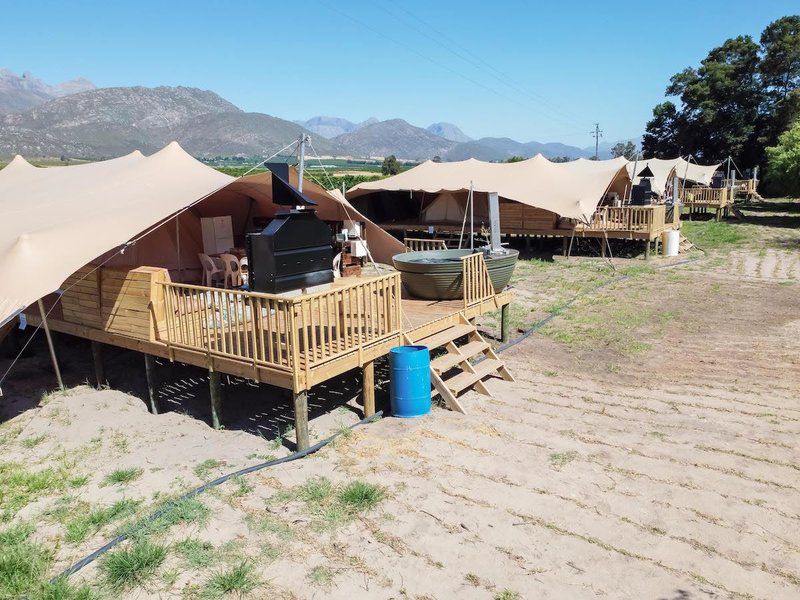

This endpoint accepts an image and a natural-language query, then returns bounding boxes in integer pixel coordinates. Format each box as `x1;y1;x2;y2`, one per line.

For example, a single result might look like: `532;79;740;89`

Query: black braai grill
246;164;334;294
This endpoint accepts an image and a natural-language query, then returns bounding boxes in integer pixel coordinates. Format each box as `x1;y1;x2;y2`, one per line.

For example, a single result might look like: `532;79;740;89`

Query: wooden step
416;324;474;350
445;359;503;394
430;340;490;374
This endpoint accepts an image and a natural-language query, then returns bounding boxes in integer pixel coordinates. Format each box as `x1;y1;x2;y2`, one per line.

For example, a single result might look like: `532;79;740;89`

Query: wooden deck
380;204;682;243
26;257;510;396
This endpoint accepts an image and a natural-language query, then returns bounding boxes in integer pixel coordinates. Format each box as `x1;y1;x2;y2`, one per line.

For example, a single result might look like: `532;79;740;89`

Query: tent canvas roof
625;157;722;195
348;155;630;222
0;142;402;325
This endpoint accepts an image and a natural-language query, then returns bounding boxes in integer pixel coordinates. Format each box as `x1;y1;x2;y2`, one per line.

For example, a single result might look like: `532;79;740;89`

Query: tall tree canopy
643;16;799;191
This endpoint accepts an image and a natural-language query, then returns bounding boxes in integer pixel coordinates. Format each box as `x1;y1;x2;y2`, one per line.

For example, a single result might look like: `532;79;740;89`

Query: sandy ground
0;201;798;599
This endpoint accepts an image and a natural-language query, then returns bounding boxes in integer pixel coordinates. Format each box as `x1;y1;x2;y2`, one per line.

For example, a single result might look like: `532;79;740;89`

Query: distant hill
295;115;378;139
331;118;456;160
0;68;95;114
0;85;331;158
426;122;471;143
445;137;589;161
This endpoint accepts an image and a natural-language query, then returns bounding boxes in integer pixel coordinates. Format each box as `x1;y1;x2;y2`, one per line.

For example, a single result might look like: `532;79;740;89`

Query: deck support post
209;370;222;429
644;241;650;260
654;236;660;256
293;390;310;451
91;341;106;388
144;354;159;414
600;239;606;258
37;299;64;390
561;237;568;256
524;236;531;252
501;303;510;343
362;360;375;418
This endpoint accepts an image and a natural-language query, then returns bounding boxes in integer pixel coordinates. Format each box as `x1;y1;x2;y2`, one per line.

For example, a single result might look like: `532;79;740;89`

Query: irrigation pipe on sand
52;254;702;584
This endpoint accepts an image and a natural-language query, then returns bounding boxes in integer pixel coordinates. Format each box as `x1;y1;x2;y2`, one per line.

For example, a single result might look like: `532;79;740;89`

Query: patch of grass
21;434;47;449
175;538;217;568
307;565;335;588
193;459;223;481
549;450;578;470
100;540;167;590
300;477;334;505
68;475;89;488
0;522;51;598
202;562;258;598
29;577;96;599
0;462;74;519
681;221;749;250
495;590;521;600
229;476;253;498
464;572;481;586
123;496;210;540
103;467;142;486
246;513;295;541
338;481;384;512
64;499;140;543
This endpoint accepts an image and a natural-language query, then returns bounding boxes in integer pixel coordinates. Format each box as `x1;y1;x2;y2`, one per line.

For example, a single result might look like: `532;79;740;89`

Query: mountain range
0;69;638;162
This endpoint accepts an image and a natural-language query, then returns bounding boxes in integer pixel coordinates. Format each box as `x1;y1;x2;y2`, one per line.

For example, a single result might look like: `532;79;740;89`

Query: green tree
760;16;800;100
505;155;526;163
642;102;684;157
381;155;400;175
765;117;800;196
610;141;638;160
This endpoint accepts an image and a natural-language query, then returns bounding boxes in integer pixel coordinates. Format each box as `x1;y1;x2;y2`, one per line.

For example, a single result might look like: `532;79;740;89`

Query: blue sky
2;0;797;146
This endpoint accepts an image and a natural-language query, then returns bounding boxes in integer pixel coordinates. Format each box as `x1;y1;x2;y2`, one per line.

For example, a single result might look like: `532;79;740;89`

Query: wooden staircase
407;315;514;414
679;234;696;253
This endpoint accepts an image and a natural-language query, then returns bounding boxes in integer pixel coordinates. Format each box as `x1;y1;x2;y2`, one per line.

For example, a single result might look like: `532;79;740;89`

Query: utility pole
590;123;603;160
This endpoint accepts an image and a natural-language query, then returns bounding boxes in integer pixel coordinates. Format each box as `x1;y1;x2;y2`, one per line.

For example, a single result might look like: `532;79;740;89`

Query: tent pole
176;217;181;283
37;299;64;390
469;182;474;252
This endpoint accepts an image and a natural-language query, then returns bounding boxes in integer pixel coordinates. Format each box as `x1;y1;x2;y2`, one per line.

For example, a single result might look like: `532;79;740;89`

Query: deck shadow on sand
0;330;389;450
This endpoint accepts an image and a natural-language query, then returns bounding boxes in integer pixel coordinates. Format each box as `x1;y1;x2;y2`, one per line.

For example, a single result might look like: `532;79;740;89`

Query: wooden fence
679;186;732;206
460;253;495;309
586;205;667;233
159;273;403;378
405;238;448;252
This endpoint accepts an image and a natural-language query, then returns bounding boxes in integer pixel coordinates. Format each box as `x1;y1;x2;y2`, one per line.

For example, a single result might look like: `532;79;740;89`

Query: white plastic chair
239;256;249;286
219;253;242;288
198;253;224;287
332;252;342;279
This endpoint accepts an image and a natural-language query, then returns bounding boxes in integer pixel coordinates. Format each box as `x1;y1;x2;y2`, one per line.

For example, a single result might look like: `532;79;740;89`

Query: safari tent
0;142;513;450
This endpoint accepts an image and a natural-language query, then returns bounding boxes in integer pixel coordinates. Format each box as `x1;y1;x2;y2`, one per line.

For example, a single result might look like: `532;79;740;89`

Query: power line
317;0;592;137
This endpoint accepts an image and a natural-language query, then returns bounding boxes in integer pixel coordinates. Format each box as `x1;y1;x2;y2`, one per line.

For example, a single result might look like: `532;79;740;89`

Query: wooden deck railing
405;238;448;252
461;253;495;309
723;179;757;194
161;283;295;370
585;205;667;233
679;186;732;205
293;273;402;374
159;273;403;379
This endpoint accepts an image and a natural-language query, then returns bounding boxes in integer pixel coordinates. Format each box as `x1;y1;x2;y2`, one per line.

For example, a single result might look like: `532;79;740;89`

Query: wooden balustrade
293;273;402;372
723;179;757;194
679;186;731;205
405;238;448;252
161;282;295;370
461;253;495;309
587;205;666;233
159;273;403;377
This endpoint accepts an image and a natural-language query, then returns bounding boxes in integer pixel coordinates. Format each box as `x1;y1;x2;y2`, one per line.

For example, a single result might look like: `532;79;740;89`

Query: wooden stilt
144;354;159;414
209;370;222;429
524;236;531;252
562;237;568;256
362;360;375;418
293;390;310;451
91;341;105;388
644;241;650;260
37;299;63;390
500;303;510;343
600;239;606;258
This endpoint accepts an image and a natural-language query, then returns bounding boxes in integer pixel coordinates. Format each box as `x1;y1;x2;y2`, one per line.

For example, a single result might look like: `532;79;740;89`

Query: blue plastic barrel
389;345;431;417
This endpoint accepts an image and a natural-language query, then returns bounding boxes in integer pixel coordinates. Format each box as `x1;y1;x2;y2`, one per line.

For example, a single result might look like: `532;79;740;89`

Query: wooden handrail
405;238;448;252
460;253;494;310
158;272;403;376
586;205;666;233
679;186;731;205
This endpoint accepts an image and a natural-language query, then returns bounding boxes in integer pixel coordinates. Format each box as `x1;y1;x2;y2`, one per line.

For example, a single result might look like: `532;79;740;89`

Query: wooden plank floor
401;298;464;329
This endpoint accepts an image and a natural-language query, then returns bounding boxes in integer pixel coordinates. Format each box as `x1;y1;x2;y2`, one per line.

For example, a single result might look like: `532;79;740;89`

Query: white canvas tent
348;155;630;222
0;142;402;326
626;157;722;195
